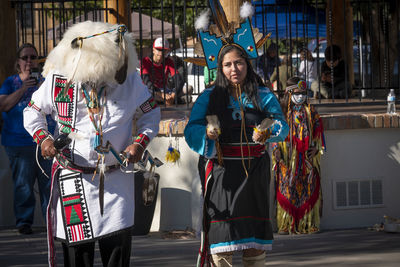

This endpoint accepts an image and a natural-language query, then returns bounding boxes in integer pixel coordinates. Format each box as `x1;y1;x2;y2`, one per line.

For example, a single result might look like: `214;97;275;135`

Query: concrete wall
1;129;400;232
319;128;400;229
148;128;400;232
146;136;202;232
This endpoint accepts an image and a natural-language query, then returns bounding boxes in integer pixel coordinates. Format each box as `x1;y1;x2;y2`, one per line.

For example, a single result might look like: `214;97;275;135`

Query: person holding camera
0;43;54;235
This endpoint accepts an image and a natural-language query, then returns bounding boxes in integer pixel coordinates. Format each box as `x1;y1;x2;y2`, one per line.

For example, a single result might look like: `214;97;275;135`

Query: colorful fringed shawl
272;104;325;234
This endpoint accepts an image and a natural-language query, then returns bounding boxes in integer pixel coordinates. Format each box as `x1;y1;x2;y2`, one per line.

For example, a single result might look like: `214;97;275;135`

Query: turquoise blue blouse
184;86;289;158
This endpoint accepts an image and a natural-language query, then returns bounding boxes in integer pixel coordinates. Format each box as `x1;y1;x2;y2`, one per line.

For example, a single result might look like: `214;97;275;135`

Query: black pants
62;229;132;267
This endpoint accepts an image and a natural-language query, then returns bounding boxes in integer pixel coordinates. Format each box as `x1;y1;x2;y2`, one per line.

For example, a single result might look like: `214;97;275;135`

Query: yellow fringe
165;147;180;163
276;193;321;234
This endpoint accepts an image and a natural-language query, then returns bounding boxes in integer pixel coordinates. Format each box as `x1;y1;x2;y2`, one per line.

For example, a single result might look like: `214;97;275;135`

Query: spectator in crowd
169;54;193;103
270;55;296;93
311;44;349;99
256;42;281;82
0;43;54;235
298;48;318;89
141;37;190;105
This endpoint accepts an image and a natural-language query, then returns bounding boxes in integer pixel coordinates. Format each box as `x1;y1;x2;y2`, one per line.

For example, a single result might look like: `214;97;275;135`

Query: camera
30;67;40;84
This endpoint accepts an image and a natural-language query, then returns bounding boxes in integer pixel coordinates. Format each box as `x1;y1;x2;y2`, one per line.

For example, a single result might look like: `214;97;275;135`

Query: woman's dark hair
15;43;38;73
280;76;303;115
267;42;278;54
207;45;265;133
324;44;341;62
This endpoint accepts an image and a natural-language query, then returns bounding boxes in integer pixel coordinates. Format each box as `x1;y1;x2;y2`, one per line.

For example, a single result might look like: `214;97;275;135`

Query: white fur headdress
43;21;138;85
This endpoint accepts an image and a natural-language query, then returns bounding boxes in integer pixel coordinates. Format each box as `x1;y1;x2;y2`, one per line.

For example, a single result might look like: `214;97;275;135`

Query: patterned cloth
272;104;325;234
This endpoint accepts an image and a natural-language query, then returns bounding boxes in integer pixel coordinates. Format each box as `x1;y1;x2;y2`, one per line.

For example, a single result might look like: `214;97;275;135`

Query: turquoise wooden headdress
186;0;271;70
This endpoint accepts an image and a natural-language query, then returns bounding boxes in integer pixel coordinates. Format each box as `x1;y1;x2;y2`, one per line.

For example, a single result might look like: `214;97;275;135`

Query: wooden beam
104;0;131;31
220;0;247;24
0;1;17;83
326;0;354;87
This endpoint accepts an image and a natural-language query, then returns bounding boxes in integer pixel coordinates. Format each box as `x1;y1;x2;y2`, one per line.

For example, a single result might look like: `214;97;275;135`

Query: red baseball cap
153;37;170;50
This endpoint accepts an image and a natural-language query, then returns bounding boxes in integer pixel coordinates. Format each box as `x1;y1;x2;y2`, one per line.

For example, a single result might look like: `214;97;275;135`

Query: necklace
235;84;251;178
80;83;107;151
81;84;105;114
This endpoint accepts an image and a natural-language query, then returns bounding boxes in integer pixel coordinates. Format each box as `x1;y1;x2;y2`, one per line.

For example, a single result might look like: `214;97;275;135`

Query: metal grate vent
334;179;384;209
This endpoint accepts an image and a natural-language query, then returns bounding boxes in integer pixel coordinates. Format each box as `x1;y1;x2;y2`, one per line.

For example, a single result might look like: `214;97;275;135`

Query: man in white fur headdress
23;21;160;266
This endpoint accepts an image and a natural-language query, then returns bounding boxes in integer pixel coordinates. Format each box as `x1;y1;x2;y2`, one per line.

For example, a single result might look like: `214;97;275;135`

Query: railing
11;1;113;56
252;0;399;105
9;0;400;107
133;1;208;108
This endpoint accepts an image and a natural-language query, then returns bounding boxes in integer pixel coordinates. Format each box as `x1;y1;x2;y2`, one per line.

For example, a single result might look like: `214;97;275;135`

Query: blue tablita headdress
186;0;271;70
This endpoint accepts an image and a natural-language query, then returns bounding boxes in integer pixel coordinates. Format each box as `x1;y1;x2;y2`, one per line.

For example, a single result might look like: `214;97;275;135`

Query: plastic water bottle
387;89;396;114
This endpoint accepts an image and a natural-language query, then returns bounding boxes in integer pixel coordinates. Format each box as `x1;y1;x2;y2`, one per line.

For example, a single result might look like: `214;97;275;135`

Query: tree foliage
133;0;208;41
43;1;103;21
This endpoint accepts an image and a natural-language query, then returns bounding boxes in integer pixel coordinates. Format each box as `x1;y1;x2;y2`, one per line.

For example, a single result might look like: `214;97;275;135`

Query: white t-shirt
299;59;317;83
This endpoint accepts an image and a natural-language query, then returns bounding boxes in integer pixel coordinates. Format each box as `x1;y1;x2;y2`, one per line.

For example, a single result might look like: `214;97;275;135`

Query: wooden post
104;0;131;31
220;0;247;24
326;0;354;87
0;1;17;83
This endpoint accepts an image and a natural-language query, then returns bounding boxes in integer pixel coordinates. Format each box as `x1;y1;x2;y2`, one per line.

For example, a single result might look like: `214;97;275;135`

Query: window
333;179;383;209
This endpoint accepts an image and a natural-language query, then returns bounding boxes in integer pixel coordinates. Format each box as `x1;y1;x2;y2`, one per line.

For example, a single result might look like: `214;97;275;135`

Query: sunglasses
20;55;38;61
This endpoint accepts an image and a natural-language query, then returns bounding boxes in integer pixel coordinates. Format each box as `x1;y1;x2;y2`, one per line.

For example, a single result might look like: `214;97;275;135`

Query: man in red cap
140;37;187;106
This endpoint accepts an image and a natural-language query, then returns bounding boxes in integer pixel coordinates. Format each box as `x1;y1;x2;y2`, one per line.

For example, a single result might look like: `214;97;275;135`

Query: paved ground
0;227;400;266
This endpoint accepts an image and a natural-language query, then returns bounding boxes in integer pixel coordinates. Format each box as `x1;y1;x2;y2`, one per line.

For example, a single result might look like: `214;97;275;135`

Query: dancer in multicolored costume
271;77;325;235
184;2;289;266
23;21;160;266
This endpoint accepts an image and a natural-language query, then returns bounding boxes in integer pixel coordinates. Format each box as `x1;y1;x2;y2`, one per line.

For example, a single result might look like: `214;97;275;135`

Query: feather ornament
206;115;223;166
183;57;207;67
194;42;205;56
256;32;272;49
209;0;230;37
195;10;211;30
253;118;274;144
165;145;180;163
68;131;84;141
206;115;221;135
259;118;274;131
240;1;255;19
99;155;106;215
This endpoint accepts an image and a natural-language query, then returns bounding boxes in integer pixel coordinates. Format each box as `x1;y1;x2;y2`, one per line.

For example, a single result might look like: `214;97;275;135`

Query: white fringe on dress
210;241;272;254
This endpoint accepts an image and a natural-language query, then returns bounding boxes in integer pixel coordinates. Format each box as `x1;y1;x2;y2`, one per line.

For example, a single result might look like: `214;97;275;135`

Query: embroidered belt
55;153;120;174
221;144;266;157
69;163;120;174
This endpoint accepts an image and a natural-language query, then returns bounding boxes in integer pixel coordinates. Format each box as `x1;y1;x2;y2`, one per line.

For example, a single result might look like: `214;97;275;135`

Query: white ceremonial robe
23;70;160;244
